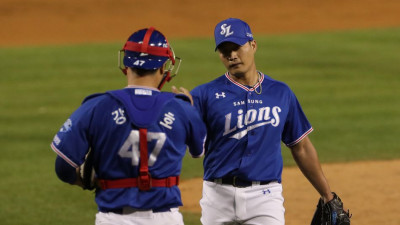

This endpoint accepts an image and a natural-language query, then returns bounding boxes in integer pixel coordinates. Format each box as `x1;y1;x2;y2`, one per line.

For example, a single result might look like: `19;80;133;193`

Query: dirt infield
2;0;400;46
2;0;400;224
180;159;400;225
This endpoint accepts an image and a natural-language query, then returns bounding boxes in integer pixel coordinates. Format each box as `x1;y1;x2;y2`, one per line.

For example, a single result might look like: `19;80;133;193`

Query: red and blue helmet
118;27;181;89
122;27;174;70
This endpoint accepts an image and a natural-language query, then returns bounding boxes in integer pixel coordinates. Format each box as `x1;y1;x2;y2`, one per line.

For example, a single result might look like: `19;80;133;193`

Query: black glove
311;192;351;225
79;148;96;190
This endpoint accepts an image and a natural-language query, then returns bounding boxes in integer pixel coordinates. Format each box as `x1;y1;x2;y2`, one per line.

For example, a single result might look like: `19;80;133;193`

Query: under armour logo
262;189;271;195
220;24;234;37
215;92;226;99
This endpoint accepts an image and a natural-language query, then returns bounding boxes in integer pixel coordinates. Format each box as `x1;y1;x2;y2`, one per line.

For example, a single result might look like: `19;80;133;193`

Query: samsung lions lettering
233;99;263;106
223;106;281;139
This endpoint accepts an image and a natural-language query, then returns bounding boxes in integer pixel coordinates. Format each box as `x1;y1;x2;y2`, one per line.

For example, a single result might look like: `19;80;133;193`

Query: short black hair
129;67;159;76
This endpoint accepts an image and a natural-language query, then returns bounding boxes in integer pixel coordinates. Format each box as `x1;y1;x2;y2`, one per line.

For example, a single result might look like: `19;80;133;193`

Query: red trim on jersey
225;72;264;92
286;127;314;146
50;143;78;168
98;176;180;190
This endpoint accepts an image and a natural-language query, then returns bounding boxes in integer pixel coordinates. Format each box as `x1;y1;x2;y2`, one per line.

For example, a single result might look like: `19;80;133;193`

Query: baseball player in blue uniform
191;18;345;225
51;27;206;225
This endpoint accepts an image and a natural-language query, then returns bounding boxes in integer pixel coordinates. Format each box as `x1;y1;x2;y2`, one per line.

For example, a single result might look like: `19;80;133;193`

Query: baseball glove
310;192;351;225
79;148;96;190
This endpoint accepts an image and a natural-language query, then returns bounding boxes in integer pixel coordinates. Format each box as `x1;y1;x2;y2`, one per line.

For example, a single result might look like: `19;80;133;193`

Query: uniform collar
125;85;160;92
225;71;264;92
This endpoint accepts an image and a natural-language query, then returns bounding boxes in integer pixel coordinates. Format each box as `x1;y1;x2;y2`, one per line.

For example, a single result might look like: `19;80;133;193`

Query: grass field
0;27;399;224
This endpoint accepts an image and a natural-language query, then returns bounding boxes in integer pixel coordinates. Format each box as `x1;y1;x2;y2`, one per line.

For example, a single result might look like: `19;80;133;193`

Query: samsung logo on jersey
223;106;281;140
134;89;152;96
233;99;263;106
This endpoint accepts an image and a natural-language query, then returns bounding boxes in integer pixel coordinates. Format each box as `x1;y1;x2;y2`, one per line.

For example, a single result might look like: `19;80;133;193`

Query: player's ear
250;40;257;52
125;67;132;76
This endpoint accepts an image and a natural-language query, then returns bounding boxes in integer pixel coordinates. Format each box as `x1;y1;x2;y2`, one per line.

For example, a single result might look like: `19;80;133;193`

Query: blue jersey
191;72;312;182
51;86;206;211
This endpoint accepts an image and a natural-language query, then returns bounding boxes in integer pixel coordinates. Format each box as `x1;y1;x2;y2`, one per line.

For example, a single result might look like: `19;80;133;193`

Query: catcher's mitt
79;148;96;190
311;192;351;225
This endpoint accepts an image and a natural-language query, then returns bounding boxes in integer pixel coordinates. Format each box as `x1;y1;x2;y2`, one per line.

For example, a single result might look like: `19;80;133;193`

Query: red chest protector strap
138;128;151;191
97;176;180;190
97;128;179;191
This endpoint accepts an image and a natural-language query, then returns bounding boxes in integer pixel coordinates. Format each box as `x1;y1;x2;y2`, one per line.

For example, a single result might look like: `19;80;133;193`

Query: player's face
217;41;256;77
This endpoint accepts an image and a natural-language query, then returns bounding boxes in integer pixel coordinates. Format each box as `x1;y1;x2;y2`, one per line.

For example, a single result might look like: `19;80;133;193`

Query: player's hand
172;86;193;105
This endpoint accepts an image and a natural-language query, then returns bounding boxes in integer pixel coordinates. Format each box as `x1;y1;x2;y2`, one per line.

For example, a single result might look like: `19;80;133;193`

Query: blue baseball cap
214;18;253;51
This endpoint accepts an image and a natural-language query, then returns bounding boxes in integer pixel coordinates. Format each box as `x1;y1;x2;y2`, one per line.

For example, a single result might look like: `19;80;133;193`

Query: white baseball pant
95;207;184;225
200;181;285;225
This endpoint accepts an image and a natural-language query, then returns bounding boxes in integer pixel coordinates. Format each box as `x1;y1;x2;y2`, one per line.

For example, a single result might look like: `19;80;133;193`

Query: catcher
50;27;206;225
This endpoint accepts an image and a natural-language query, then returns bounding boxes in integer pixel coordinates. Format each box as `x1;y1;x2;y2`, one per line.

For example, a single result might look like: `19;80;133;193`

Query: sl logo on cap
220;24;234;37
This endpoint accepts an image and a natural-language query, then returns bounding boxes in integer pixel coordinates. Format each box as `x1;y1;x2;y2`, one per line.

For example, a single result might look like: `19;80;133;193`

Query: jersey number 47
118;130;166;166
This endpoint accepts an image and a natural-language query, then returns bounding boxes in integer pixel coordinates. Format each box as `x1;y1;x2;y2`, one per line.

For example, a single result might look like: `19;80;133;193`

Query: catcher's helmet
118;27;181;89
